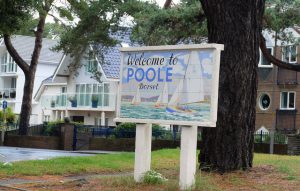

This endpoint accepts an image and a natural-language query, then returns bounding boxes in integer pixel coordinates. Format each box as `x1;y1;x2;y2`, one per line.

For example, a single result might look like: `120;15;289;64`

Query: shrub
152;124;164;139
113;123;165;139
143;170;167;184
113;123;136;138
42;120;63;136
6;107;16;124
0;107;16;124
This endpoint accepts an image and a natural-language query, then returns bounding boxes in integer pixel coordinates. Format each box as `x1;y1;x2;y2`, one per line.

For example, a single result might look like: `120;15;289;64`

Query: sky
46;0;180;24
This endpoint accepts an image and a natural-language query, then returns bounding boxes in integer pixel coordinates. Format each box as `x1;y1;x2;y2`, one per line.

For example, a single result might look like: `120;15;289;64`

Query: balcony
277;68;298;85
0;61;17;76
41;92;116;111
276;109;297;134
0;88;16;100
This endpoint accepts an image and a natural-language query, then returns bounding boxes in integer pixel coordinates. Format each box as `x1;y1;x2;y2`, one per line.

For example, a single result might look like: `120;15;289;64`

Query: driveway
0;146;96;163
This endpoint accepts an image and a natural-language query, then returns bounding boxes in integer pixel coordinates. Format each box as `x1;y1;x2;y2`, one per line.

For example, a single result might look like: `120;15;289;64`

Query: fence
4;123;288;144
75;125;202;141
5;123;62;136
254;131;288;144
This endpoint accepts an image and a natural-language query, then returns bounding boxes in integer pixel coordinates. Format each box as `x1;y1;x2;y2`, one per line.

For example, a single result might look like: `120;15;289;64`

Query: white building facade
35;31;131;126
0;36;63;124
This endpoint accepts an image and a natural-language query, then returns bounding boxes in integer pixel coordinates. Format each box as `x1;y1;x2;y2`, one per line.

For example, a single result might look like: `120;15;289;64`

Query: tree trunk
4;13;46;135
18;73;35;135
199;0;265;172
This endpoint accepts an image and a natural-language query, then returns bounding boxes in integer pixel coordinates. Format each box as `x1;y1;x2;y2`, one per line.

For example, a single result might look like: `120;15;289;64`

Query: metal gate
72;125;92;151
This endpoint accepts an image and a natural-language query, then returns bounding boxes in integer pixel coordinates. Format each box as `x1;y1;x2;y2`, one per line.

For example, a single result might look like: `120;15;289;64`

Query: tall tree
199;0;265;172
0;0;126;134
128;0;263;172
128;0;300;172
0;0;56;135
16;16;65;39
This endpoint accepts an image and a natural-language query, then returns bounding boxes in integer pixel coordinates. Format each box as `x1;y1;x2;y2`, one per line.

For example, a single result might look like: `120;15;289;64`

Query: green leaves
0;0;33;35
264;0;300;45
129;0;207;45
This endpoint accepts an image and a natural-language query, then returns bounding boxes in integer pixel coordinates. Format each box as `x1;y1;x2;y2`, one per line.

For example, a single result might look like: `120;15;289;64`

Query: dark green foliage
42;120;63;136
0;0;33;35
264;0;300;44
113;123;164;138
129;0;207;45
114;123;136;138
55;0;128;80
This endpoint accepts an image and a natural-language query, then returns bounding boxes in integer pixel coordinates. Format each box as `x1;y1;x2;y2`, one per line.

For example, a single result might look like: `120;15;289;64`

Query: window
280;91;295;110
282;46;297;63
259;93;271;110
85;51;98;73
58;86;67;107
259;48;273;67
61;86;67;93
11;78;16;88
1;53;17;73
43;115;50;122
75;83;110;107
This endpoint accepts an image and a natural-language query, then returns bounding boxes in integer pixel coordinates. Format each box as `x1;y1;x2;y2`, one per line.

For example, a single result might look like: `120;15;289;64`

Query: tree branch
48;13;69;29
260;33;300;71
163;0;172;9
3;34;30;74
29;13;47;72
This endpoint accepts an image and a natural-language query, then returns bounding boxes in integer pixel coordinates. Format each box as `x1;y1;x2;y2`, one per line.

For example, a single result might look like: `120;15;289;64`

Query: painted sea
120;102;211;122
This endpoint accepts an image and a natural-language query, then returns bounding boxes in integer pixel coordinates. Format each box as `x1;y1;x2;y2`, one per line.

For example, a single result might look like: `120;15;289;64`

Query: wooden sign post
134;123;152;182
179;126;198;190
115;44;223;190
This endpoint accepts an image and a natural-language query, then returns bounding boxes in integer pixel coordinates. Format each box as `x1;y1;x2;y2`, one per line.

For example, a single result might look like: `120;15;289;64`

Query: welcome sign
116;44;223;127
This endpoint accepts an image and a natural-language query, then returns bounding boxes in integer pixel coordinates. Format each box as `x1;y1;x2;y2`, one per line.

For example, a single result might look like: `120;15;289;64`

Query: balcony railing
41;92;116;110
0;88;16;99
0;63;17;74
276;109;297;134
277;68;298;85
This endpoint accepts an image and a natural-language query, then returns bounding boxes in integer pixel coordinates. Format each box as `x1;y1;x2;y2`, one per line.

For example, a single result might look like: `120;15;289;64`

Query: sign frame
115;44;224;127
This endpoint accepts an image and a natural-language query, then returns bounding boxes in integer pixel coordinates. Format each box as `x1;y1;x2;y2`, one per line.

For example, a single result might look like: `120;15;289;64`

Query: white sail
167;51;204;108
155;82;169;106
131;87;141;105
168;79;183;106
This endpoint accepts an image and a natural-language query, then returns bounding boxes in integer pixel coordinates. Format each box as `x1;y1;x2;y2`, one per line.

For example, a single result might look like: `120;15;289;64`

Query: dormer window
282;45;297;63
1;52;17;73
85;51;98;73
259;48;273;67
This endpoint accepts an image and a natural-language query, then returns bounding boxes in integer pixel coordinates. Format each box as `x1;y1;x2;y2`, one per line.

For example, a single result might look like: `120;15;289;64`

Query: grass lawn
0;149;299;191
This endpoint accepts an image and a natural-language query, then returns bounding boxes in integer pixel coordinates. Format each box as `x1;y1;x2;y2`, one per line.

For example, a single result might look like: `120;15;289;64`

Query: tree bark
199;0;265;172
3;13;46;135
260;34;300;71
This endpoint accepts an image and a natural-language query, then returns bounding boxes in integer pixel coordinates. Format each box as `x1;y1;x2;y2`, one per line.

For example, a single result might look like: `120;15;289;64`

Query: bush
113;123;136;138
42;120;63;136
152;124;164;139
143;170;167;184
6;107;16;124
113;123;165;139
0;107;16;125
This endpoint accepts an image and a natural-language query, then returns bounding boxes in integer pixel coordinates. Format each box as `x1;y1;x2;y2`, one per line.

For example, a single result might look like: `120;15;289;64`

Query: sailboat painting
166;51;204;113
117;44;223;127
131;86;141;105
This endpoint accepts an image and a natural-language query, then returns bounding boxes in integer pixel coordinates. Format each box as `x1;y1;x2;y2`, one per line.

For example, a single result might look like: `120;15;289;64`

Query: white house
35;30;132;126
0;35;64;124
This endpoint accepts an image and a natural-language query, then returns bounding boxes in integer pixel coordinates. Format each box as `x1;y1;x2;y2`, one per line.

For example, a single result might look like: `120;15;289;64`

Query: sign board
2;100;7;110
115;44;224;127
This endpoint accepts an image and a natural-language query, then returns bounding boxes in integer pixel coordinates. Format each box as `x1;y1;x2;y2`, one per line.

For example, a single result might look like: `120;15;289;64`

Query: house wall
256;44;300;133
0;46;60;124
37;55;119;126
